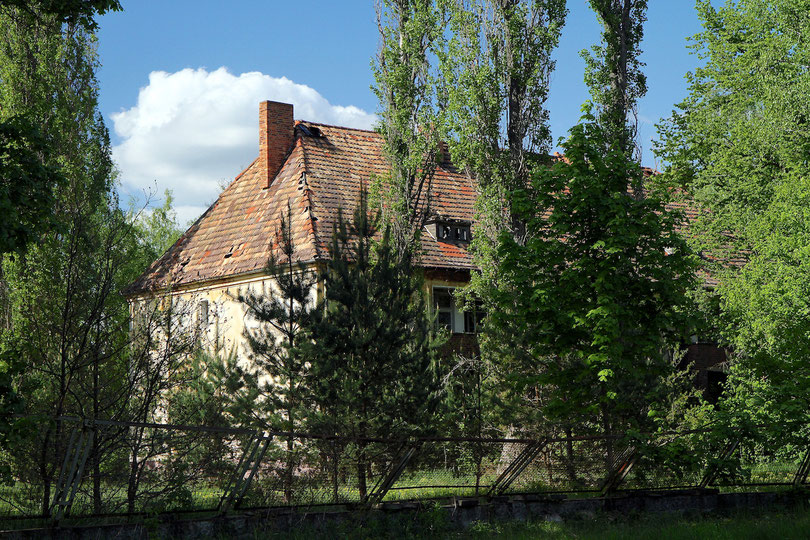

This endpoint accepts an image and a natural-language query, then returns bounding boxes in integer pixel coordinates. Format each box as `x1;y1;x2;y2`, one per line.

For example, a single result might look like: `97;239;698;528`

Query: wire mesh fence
1;417;808;526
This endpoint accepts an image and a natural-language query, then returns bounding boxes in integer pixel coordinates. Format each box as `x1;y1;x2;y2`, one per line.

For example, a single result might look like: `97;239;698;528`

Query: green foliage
438;0;567;241
582;0;648;154
436;0;567;435
303;191;445;496
0;0;121;32
129;189;184;265
0;4;156;512
219;204;318;434
372;0;443;254
489;113;696;435
0;116;62;255
655;0;810;443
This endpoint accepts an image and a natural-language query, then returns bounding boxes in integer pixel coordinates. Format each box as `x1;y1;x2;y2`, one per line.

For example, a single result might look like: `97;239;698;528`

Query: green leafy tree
0;0;121;258
0;116;62;257
493;114;695;454
303;191;444;500
373;0;443;256
656;0;810;449
0;5;152;513
436;0;567;434
130;189;184;264
484;0;697;457
0;0;121;31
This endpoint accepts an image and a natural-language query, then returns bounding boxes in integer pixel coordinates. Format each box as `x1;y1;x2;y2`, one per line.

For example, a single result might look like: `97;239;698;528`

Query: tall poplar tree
583;0;647;157
373;0;442;257
439;0;567;245
436;0;567;431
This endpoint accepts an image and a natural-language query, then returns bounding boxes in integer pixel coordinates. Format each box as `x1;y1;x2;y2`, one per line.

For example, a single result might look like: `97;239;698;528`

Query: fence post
699;439;739;489
487;439;547;497
793;449;810;487
365;442;420;505
219;432;271;513
51;420;95;522
599;445;638;496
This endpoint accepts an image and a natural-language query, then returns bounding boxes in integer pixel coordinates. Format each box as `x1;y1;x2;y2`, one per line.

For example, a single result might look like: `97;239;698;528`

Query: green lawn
253;506;810;540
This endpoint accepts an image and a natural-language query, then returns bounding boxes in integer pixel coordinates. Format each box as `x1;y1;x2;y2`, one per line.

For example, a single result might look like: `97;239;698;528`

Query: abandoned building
124;101;480;357
124;100;728;394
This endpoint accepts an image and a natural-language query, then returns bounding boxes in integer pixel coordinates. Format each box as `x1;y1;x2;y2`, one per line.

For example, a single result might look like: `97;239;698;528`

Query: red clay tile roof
124;122;477;296
124;120;741;297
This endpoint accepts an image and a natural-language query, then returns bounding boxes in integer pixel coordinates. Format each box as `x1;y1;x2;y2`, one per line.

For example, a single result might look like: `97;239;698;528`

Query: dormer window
427;219;472;243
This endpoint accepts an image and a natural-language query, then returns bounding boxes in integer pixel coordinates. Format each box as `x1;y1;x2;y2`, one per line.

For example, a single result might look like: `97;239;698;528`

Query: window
434;287;455;332
434;287;484;334
455;226;470;242
427;220;472;243
199;299;209;329
463;299;485;334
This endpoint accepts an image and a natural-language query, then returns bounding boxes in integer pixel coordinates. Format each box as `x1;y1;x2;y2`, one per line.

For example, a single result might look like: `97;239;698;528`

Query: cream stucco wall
128;268;472;364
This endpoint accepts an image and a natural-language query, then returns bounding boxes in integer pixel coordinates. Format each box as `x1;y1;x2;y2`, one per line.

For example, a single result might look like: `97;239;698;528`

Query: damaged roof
124;122;477;296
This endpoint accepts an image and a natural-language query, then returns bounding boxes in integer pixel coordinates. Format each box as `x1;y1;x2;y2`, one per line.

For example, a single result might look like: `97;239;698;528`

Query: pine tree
303;191;443;500
213;204;316;501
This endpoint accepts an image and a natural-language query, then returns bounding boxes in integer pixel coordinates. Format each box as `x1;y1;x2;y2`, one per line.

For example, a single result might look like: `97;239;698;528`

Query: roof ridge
297;120;380;135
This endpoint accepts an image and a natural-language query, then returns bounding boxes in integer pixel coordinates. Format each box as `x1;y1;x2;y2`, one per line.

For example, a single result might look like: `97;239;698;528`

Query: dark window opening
463;299;485;334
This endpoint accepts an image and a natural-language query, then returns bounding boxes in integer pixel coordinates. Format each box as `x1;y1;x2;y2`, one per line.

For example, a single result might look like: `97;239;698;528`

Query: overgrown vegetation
247;504;810;540
1;0;810;526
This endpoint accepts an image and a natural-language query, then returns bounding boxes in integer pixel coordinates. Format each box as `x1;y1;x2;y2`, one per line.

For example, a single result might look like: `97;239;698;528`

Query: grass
246;505;810;540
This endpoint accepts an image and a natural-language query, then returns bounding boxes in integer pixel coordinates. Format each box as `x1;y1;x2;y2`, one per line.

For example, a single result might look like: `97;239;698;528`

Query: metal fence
1;417;808;527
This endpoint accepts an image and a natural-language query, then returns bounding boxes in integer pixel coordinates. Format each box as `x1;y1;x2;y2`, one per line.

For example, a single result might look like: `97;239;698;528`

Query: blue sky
97;1;709;224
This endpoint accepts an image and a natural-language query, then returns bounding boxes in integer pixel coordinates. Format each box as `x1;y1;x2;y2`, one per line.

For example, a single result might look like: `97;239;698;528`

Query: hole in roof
298;124;322;138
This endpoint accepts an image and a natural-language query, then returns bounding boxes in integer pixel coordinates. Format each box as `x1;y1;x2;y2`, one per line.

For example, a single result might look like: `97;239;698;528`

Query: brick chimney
259;101;294;189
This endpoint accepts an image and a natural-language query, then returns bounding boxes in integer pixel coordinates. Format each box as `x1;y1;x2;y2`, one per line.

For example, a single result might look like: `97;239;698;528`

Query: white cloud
112;67;377;223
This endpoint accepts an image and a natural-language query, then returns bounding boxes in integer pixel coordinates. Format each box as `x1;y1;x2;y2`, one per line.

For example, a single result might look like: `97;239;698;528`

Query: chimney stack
259;101;294;189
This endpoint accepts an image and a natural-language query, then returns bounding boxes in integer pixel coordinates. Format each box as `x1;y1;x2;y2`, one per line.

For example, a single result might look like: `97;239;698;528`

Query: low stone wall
4;489;809;539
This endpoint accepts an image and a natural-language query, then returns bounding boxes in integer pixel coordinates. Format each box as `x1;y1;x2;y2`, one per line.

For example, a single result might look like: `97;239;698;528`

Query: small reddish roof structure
124;102;477;296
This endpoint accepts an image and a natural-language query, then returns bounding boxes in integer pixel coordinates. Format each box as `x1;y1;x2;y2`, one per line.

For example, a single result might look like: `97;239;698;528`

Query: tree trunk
127;429;143;514
331;447;340;504
284;435;294;503
357;441;367;501
602;402;615;473
565;426;576;485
